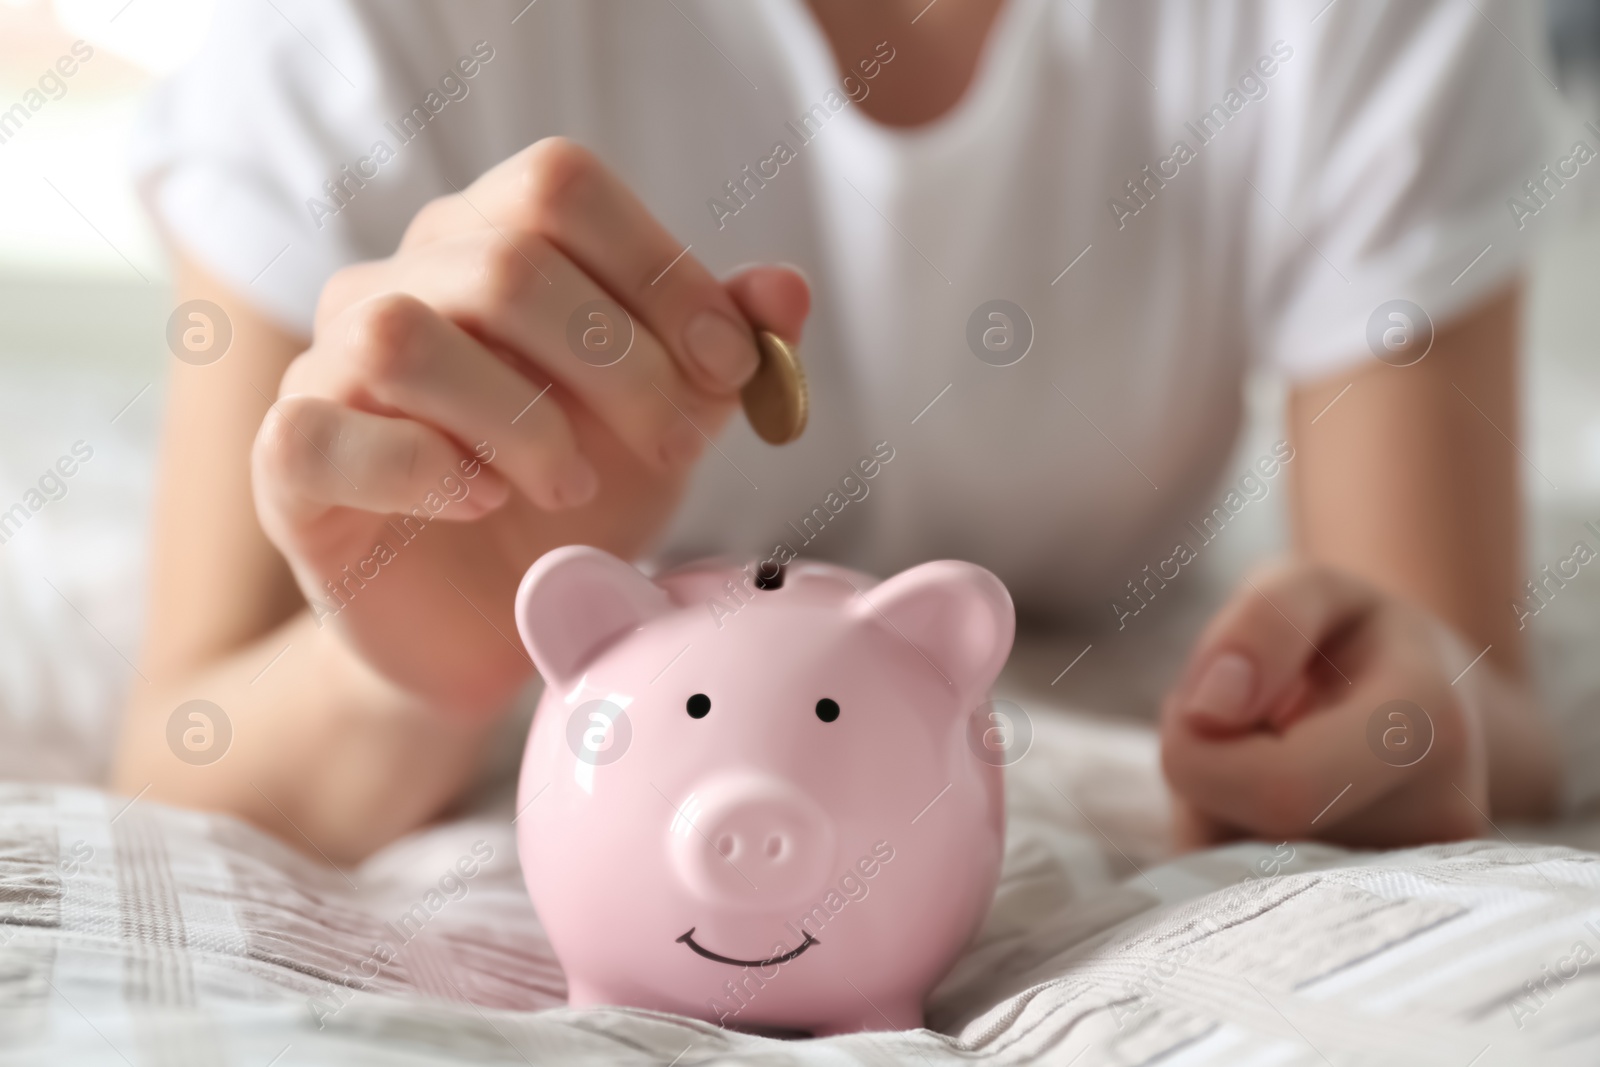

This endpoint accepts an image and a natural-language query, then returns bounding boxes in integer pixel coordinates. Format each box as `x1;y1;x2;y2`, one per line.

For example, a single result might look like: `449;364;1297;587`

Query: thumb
1165;561;1376;735
723;264;810;345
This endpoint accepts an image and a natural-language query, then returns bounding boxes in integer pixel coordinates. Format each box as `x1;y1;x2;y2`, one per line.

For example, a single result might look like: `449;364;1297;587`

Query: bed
4;342;1600;1066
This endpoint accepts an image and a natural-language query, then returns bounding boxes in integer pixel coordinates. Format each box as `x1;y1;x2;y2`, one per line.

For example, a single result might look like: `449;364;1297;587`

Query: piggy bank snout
670;774;835;912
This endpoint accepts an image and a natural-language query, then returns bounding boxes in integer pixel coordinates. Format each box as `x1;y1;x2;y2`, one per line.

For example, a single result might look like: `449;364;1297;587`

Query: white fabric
5;712;1600;1065
129;0;1555;614
0;365;158;787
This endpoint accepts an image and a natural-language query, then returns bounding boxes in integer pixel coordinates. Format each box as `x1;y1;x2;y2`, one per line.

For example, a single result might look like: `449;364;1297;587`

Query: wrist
1472;660;1561;820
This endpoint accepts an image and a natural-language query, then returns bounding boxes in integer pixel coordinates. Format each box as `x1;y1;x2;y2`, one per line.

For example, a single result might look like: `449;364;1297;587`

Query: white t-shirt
132;0;1551;618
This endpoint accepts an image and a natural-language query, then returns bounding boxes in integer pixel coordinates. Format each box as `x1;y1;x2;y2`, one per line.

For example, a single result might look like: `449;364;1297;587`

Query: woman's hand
1159;560;1514;849
252;137;809;716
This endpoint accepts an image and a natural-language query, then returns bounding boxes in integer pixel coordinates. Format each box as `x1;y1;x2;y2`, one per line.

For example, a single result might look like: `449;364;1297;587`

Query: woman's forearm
1287;285;1561;818
112;609;500;862
118;256;499;862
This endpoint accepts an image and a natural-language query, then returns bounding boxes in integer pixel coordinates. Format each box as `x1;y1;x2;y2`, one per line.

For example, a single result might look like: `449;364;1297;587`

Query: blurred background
2;0;1600;786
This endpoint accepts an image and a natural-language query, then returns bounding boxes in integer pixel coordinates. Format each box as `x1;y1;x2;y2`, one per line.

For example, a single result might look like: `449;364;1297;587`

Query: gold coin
741;330;808;445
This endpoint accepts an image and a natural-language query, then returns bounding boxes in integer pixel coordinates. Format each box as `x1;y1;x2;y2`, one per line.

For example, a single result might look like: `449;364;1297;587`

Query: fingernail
1182;652;1257;725
553;457;598;508
684;310;758;387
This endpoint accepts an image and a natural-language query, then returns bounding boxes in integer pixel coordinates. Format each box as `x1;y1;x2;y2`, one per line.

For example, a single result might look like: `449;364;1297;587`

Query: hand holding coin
742;331;808;445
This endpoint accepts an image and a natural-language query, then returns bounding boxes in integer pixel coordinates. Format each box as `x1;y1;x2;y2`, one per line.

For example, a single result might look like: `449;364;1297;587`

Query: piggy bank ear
851;561;1015;702
515;546;672;692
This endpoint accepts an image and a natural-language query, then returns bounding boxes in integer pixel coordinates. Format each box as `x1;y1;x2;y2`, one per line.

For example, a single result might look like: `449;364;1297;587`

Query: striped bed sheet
3;709;1600;1066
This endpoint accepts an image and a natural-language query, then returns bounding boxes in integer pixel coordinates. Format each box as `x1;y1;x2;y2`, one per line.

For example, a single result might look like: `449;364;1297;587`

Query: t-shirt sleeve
130;0;545;334
1248;0;1561;379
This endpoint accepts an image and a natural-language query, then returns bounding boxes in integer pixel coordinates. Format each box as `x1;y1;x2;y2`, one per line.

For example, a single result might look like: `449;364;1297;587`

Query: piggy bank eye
686;693;711;719
815;698;840;723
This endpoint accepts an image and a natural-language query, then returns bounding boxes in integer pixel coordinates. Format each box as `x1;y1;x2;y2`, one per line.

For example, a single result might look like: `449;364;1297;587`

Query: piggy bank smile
676;928;819;968
513;548;1014;1035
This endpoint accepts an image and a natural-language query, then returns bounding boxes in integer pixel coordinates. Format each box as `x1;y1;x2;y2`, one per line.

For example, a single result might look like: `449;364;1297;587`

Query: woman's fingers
334;237;715;472
1162;689;1481;842
1161;602;1487;842
1165;561;1380;733
253;394;509;525
400;137;764;396
301;141;818;502
1163;684;1392;838
276;294;600;513
724;264;812;342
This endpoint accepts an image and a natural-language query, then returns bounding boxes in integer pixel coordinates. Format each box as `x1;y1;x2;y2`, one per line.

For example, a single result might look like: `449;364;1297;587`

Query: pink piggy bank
513;546;1015;1035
